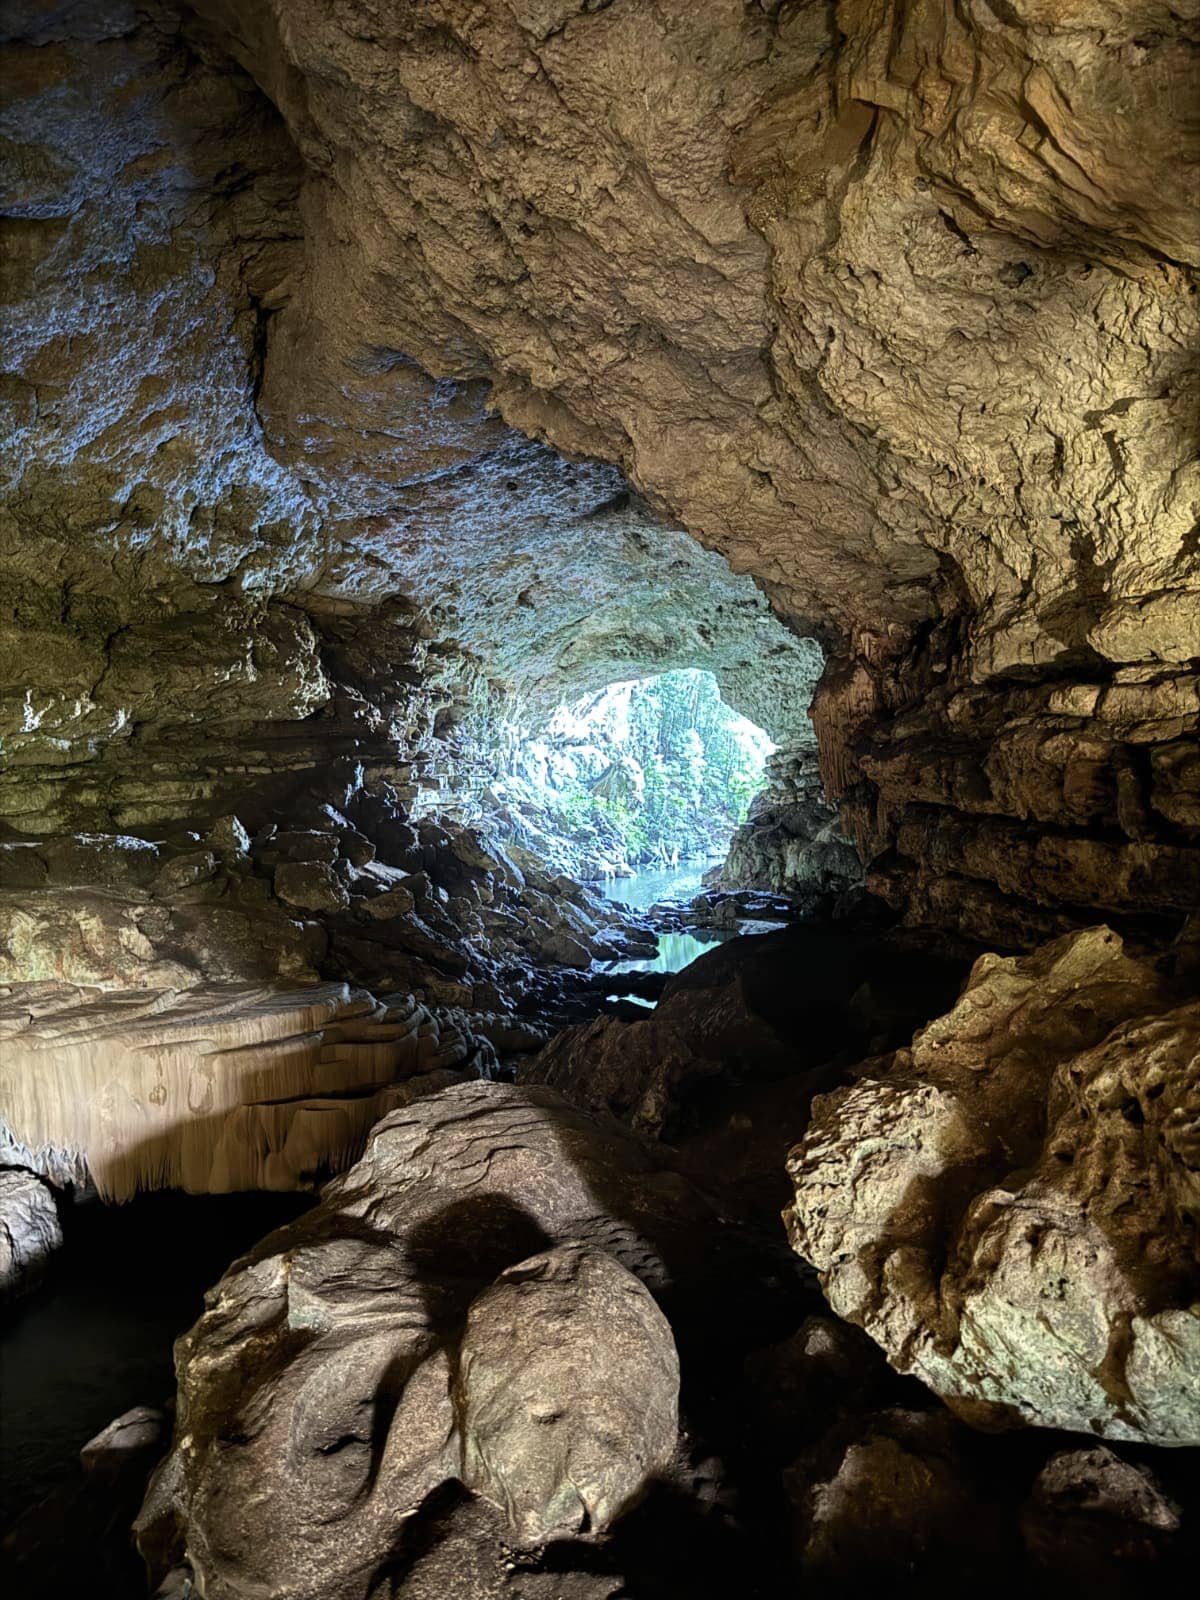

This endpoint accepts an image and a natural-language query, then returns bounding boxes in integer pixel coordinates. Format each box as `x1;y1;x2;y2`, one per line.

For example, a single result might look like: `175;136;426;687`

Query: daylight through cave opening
2;2;1199;1593
496;669;777;890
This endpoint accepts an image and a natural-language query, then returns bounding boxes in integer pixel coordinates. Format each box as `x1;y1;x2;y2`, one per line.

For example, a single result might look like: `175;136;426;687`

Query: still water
607;928;729;979
591;856;722;910
594;860;734;1001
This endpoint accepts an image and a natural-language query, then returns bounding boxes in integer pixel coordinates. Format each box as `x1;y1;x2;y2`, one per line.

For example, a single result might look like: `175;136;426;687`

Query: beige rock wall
0;979;481;1199
2;0;1196;942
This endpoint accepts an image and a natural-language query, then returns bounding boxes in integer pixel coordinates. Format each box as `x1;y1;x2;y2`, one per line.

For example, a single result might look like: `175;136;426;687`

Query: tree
544;669;772;868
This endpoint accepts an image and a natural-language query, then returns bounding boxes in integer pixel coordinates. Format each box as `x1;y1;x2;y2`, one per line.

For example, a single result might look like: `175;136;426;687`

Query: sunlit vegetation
541;670;772;872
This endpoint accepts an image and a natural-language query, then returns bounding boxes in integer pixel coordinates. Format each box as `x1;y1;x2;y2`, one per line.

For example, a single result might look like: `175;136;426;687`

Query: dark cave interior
1;3;1198;1597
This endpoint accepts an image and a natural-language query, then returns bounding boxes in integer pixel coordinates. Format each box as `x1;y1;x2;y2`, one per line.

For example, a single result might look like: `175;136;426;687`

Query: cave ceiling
1;0;1197;938
194;0;1199;670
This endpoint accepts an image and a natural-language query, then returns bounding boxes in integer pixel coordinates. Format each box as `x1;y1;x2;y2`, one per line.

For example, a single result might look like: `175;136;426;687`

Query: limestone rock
783;1408;998;1589
380;1496;628;1600
360;883;416;920
525;927;829;1136
3;1;1196;952
0;981;482;1199
1019;1446;1182;1584
205;817;251;858
710;747;861;903
5;1402;169;1600
273;859;351;912
786;927;1200;1444
459;1244;679;1546
743;1315;888;1461
526;1012;710;1141
525;924;963;1139
0;888;326;988
137;1082;714;1597
80;1405;168;1483
0;1166;62;1300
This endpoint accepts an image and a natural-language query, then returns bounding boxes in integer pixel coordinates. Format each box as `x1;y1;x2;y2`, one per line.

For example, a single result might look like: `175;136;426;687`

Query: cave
1;3;1197;1596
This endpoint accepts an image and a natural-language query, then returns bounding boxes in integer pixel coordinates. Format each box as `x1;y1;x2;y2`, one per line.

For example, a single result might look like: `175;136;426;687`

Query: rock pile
0;805;651;1024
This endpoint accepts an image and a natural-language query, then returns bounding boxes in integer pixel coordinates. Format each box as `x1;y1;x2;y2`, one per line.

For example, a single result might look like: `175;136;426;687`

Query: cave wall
182;0;1200;943
815;621;1200;947
0;0;819;848
712;744;861;903
2;0;1197;947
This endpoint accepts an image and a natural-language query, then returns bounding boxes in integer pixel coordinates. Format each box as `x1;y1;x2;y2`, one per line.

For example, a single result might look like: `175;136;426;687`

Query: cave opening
3;3;1199;1596
498;668;776;897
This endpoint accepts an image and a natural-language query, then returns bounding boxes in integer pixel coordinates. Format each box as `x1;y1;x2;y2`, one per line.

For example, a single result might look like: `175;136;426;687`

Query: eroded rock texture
3;0;1196;952
183;0;1200;941
525;921;964;1139
786;927;1200;1445
0;981;483;1199
137;1082;711;1597
0;1165;62;1299
709;746;861;901
783;1407;999;1589
0;805;653;1022
459;1243;680;1546
1019;1446;1183;1585
0;0;818;845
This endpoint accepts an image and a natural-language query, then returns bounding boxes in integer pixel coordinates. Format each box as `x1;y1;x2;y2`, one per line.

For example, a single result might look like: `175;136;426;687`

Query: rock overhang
2;0;1197;939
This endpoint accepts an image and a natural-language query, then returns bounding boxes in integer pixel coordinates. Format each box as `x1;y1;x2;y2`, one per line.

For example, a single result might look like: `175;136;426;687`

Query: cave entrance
507;669;774;899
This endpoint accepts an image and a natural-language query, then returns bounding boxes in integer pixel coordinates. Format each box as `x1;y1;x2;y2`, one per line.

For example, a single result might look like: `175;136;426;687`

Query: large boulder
136;1082;719;1597
786;927;1200;1445
459;1243;679;1546
783;1408;998;1589
525;924;964;1138
1019;1446;1182;1585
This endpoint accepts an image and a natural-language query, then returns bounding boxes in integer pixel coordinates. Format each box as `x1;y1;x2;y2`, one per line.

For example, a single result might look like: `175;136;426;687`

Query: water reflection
604;926;733;1010
608;928;729;978
591;857;722;910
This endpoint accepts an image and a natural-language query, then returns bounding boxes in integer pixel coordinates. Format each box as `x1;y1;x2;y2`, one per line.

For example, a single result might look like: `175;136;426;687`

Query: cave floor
4;909;1199;1599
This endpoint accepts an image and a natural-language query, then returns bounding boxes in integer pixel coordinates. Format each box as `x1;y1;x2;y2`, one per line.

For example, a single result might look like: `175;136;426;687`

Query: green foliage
553;670;771;868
